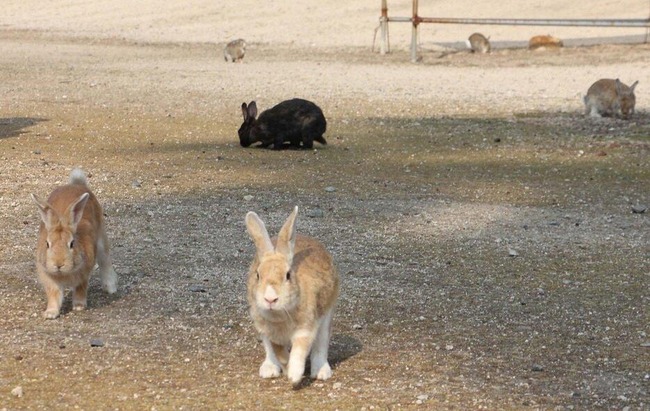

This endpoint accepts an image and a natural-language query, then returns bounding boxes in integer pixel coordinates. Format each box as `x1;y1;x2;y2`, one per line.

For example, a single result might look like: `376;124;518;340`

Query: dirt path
0;23;648;411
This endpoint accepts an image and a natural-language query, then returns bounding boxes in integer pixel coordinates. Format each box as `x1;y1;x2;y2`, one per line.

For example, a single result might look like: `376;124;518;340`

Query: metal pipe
410;0;419;62
387;16;650;28
380;0;389;54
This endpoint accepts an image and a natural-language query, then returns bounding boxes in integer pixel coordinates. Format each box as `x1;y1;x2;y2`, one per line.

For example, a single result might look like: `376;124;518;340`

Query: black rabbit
238;98;327;149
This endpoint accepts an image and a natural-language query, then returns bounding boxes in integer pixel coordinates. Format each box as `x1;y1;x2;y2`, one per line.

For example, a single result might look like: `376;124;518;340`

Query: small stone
243;195;254;201
131;180;142;188
11;386;23;398
508;248;519;257
493;137;501;143
33;150;41;155
333;382;342;390
352;324;363;330
90;339;104;347
324;186;336;193
189;285;206;293
640;342;650;347
417;394;429;401
531;364;544;372
631;205;647;214
307;208;325;218
445;344;454;351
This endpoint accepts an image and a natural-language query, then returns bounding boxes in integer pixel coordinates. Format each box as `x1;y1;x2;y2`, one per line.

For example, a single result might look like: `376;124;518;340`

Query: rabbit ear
241;102;249;121
247;101;257;119
629;80;639;93
31;194;53;226
66;193;90;229
276;206;298;264
246;211;274;256
615;79;623;95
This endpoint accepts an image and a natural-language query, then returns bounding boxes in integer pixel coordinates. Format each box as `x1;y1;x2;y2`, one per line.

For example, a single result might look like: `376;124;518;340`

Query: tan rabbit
529;34;563;50
224;39;246;63
466;33;490;54
31;168;117;319
584;78;638;119
245;206;339;386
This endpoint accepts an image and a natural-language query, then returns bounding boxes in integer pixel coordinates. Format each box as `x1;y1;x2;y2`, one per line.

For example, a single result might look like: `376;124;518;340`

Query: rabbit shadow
0;117;48;139
295;333;363;390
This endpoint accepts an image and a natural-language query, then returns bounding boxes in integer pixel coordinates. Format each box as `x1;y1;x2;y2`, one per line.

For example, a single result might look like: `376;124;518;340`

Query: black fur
238;98;327;149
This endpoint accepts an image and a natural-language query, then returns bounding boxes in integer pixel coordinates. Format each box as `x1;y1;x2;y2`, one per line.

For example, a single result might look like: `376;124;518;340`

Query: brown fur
584;78;638;119
32;169;117;319
246;207;339;385
467;32;490;54
529;34;563;50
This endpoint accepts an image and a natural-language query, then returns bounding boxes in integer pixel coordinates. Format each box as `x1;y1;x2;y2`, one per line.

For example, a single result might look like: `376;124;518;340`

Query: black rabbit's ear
248;101;257;119
241;103;249;120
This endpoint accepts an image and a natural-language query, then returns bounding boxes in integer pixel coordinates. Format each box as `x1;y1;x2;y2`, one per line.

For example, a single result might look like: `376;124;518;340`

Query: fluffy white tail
69;168;88;185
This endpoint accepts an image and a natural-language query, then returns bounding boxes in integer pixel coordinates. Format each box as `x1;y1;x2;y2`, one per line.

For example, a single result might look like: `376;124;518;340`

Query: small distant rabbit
245;206;339;386
224;39;246;63
529;34;563;50
31;169;117;319
466;33;491;54
239;98;327;149
584;78;638;119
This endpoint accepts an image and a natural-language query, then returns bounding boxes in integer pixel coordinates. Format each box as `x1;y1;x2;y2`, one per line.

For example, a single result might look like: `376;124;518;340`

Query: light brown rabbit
245;206;339;386
31;168;117;319
529;34;563;50
584;78;638;119
466;33;491;54
224;38;246;63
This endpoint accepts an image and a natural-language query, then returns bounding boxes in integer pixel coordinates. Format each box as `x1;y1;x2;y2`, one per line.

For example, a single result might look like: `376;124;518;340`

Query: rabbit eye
256;271;260;281
69;240;75;249
46;241;51;249
286;271;291;281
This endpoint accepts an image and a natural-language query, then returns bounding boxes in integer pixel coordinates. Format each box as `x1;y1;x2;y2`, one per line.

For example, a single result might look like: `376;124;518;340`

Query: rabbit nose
265;296;279;305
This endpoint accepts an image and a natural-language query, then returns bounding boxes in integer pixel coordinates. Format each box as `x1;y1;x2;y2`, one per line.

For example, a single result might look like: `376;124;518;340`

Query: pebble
324;186;336;192
243;195;254;201
640;342;650;347
352;324;363;330
631;205;647;214
333;382;342;390
417;394;429;401
11;386;23;398
90;339;105;347
531;364;544;372
189;285;206;293
508;247;519;257
307;208;325;218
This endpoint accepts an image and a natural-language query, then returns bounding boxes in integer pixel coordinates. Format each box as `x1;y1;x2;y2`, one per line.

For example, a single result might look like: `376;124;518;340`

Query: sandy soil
1;1;649;410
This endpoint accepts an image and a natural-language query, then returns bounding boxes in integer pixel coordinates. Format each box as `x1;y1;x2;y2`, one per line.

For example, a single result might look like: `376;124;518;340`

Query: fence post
380;0;389;54
410;0;420;62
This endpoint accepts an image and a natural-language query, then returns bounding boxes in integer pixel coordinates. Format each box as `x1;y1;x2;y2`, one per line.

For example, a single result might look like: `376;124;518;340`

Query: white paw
72;303;86;311
313;363;333;380
287;363;304;385
102;270;118;294
259;361;281;379
43;309;60;319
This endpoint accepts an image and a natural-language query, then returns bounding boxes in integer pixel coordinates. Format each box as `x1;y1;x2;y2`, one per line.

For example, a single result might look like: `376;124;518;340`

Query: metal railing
378;0;650;62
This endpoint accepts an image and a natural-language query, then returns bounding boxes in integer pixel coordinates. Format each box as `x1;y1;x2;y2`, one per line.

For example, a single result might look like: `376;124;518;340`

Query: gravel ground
0;17;649;411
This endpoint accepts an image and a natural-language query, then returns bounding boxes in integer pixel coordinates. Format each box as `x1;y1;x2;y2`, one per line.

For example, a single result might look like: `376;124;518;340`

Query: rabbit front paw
259;360;282;379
